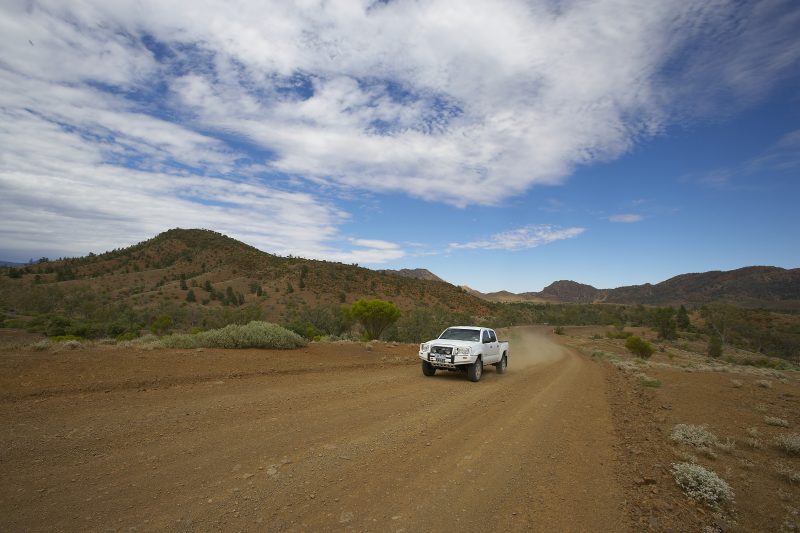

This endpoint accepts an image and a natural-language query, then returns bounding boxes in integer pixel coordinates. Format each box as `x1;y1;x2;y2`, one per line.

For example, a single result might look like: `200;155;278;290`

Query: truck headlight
420;343;430;352
454;346;472;356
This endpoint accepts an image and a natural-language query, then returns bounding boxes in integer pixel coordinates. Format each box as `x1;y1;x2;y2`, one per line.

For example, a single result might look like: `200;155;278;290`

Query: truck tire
467;357;482;382
422;360;436;376
495;353;507;374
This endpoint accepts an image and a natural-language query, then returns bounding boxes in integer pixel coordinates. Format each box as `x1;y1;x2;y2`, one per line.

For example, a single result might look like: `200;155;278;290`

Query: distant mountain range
0;261;24;267
467;266;800;310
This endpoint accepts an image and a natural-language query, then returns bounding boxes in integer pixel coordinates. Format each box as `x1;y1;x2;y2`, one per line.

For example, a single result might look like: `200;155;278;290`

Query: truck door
482;329;500;363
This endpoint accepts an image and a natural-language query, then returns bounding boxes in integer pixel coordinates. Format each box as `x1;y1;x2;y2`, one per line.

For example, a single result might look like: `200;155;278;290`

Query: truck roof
448;326;486;331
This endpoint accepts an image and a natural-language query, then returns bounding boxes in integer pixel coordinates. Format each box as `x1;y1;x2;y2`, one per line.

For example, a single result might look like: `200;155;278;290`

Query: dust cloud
498;326;566;369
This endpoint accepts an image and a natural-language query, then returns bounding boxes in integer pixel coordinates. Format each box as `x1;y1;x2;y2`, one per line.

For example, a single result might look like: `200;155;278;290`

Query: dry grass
775;433;800;456
755;379;773;389
765;416;790;428
30;340;50;351
774;462;800;484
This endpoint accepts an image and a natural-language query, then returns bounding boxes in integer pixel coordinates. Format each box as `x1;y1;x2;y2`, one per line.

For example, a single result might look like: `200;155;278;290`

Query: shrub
730;379;743;388
625;336;655;359
637;373;661;387
606;330;632;339
765;416;790;428
775;433;800;456
672;463;734;508
755;379;772;389
160;321;306;350
553;326;565;335
670;424;719;449
708;334;723;358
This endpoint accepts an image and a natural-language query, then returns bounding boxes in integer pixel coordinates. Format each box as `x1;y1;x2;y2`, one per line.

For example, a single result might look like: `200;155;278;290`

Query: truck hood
428;339;480;347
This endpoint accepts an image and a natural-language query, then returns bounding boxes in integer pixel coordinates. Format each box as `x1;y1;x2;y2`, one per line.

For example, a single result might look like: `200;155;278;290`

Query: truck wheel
422;360;436;376
495;354;507;374
467;357;482;382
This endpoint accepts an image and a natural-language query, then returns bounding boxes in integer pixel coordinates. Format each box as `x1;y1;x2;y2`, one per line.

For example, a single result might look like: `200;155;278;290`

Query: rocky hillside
380;268;445;283
0;229;490;324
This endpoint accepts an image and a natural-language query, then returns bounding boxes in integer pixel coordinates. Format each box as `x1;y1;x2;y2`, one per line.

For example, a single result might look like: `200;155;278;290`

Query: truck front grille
431;345;452;355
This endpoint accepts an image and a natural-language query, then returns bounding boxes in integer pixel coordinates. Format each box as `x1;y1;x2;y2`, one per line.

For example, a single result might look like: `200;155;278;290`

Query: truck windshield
439;328;480;342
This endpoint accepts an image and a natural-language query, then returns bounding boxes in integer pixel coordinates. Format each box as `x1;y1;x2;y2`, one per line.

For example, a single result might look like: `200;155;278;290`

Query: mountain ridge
472;266;800;309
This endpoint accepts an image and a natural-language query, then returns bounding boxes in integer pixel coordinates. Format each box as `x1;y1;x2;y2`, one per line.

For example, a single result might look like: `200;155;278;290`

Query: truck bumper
419;352;478;369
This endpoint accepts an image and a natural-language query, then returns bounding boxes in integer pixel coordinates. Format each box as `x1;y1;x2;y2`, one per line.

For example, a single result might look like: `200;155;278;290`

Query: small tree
676;305;691;330
150;314;172;335
625;335;655;359
708;334;723;358
350;299;401;340
186;289;196;303
654;307;677;340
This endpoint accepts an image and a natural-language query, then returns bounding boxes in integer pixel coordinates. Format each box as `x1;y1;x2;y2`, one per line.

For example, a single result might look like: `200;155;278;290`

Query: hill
0;229;490;334
470;266;800;309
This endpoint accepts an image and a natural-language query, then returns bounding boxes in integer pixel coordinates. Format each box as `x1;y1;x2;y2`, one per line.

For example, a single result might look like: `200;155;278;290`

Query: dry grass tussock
775;433;800;456
774;462;800;484
765;416;790;428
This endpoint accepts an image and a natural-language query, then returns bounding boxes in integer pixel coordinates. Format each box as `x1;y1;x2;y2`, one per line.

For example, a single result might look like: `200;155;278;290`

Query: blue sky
1;0;799;292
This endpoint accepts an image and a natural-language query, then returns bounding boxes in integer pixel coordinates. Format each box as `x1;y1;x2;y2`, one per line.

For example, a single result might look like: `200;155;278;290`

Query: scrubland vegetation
1;229;799;360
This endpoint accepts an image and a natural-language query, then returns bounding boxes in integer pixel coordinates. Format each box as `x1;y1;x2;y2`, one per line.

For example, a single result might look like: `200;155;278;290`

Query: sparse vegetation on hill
2;229;800;358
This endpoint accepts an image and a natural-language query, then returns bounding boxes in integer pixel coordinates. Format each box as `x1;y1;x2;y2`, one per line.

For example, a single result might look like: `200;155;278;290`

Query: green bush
625;336;655;359
350;299;401;340
160;321;306;349
606;330;632;339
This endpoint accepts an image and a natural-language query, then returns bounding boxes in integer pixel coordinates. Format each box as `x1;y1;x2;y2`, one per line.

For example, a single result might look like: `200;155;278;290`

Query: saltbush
160;321;306;349
672;463;734;508
670;424;719;448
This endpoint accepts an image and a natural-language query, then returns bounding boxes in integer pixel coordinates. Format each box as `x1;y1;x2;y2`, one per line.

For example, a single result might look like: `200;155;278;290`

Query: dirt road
1;328;627;532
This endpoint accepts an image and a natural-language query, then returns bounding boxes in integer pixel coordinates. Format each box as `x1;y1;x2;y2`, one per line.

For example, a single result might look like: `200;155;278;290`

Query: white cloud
0;0;798;258
448;225;585;251
609;214;644;223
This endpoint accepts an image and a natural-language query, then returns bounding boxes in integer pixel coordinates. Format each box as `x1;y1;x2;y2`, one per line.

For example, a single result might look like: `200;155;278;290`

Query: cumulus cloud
609;214;644;223
1;0;798;258
448;225;585;251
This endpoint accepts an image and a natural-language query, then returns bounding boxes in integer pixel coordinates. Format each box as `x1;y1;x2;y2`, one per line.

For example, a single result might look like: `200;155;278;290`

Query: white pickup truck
418;326;508;382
